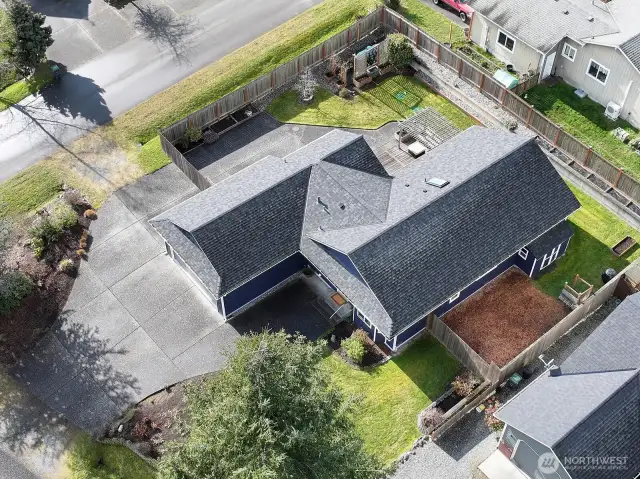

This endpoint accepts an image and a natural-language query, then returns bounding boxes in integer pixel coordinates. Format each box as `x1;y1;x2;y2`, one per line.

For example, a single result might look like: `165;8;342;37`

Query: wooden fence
160;8;383;144
159;132;211;190
382;8;640;205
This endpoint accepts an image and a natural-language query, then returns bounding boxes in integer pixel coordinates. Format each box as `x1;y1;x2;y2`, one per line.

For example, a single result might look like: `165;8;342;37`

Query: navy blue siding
320;245;364;282
223;253;308;315
434;253;518;317
514;247;536;277
216;298;224;316
353;308;387;345
530;238;571;278
395;317;428;349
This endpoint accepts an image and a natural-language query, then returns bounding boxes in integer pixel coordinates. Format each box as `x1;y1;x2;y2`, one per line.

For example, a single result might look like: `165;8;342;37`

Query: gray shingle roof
496;293;640;476
322;137;391;177
621;33;640;72
470;0;618;52
347;139;580;335
527;220;574;257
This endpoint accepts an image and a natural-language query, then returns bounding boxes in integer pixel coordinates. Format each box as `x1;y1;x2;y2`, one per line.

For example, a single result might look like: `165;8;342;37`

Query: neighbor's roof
153;126;580;337
495;292;640;476
470;0;618;53
621;33;640;72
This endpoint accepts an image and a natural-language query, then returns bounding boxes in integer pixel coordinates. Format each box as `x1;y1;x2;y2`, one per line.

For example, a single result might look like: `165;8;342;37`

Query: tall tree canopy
6;0;52;75
160;331;388;479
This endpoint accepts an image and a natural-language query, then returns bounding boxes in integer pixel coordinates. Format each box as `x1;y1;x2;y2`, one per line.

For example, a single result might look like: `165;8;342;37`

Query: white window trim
356;309;371;327
586;58;610;85
518;247;529;261
540;244;562;270
449;291;460;303
561;43;577;62
496;30;516;53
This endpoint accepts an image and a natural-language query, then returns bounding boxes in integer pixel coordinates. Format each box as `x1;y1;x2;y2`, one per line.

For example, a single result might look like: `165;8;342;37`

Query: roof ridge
347;132;534;254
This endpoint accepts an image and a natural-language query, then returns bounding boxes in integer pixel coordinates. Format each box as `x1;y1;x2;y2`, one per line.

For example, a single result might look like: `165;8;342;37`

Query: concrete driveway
9;164;334;434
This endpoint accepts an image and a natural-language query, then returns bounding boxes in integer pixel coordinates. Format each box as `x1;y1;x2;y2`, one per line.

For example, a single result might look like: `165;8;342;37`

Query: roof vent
588;15;594;21
426;177;450;188
549;366;562;377
405;183;410;187
563;9;569;14
339;203;346;210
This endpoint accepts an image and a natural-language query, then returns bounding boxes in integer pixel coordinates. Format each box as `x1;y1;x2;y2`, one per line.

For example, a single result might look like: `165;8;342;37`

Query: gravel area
393;298;620;479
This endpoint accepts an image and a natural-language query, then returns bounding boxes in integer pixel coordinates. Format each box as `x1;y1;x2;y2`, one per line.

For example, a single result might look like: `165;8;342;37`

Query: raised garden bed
606;188;629;206
611;236;637;257
353;75;373;89
587;173;609;191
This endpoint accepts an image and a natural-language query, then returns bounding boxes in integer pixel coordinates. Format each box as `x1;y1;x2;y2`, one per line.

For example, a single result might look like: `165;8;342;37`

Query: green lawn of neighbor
268;75;475;130
0;163;63;217
323;336;460;463
64;434;156;479
524;81;640;181
400;0;466;44
535;184;640;297
0;63;54;112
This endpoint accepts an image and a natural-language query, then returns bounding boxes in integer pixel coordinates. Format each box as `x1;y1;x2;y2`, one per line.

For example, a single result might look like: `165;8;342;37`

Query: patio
443;268;568;366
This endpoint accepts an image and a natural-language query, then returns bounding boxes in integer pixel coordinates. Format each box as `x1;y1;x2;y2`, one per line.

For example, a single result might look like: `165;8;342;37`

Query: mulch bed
443;268;568;367
0;201;93;365
327;321;388;367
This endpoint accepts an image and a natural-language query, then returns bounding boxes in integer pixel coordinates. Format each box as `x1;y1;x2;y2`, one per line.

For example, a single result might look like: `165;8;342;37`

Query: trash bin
601;268;617;284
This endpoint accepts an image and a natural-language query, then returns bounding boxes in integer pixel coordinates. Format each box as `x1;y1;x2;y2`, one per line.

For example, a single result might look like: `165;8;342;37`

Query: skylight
426;177;450;188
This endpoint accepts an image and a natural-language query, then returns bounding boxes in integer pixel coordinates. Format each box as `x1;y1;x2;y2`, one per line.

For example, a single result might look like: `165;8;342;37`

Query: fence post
500;88;507;105
614;168;624;187
436;44;441;63
243;88;248;104
479;73;485;92
457;57;463;77
526;106;533;126
584;146;593;167
553;127;561;146
357;21;361;41
347;29;351;44
321;45;325;60
297;57;301;74
380;5;385;24
397;16;401;32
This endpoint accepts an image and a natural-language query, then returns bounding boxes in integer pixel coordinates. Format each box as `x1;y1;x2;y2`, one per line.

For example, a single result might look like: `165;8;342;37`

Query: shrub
630;136;640;151
0;271;33;316
483;397;504;432
29;200;78;255
83;209;97;219
338;87;351;99
185;125;202;143
58;258;75;274
294;67;318;101
503;119;518;131
417;406;444;434
30;236;45;259
203;129;219;144
76;248;86;257
342;330;367;364
451;371;480;397
385;0;400;10
62;189;86;206
388;33;414;70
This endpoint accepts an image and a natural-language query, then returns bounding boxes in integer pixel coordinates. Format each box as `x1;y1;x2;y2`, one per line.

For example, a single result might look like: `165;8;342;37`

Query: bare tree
294;67;318;102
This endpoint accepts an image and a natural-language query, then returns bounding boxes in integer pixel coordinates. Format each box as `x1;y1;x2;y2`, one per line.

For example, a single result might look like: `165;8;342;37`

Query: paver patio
10;164;334;435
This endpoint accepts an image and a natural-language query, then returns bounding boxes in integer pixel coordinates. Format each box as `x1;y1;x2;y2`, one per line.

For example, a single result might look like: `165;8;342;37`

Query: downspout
621;80;633;111
538;51;547;83
220;296;227;320
467;12;475;41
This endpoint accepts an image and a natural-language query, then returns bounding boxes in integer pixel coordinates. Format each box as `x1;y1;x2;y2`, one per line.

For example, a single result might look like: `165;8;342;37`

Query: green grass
268;75;475;130
137;136;171;174
323;336;460;463
525;81;640;181
535;184;640;297
400;0;466;44
0;63;54;112
0;163;63;217
64;434;156;479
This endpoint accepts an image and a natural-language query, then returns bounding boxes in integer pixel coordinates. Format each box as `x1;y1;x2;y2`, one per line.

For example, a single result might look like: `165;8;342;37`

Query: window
540;244;562;270
356;309;371;327
586;59;609;85
562;43;577;61
518;247;529;260
449;291;460;303
497;31;516;52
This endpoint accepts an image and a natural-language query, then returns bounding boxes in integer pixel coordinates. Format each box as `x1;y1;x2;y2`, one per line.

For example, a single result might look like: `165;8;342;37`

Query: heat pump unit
605;101;622;120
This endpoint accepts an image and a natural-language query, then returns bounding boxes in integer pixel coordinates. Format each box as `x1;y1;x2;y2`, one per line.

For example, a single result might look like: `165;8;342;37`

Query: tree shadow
4;314;140;453
26;0;91;20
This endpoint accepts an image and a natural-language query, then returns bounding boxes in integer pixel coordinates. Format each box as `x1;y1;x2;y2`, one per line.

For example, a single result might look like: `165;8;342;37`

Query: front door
542;51;556;79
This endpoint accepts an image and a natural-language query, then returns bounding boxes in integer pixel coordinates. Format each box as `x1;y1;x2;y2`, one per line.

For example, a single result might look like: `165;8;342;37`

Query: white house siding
470;14;542;73
554;40;640;127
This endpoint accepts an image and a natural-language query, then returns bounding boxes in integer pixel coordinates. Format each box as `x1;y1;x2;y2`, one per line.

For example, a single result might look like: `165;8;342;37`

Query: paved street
0;0;322;181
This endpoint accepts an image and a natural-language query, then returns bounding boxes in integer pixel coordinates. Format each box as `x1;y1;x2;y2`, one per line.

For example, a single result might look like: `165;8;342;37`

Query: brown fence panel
159;133;211;190
503;93;531;122
481;77;503;102
429;315;492;380
512;75;539;96
617;174;640;203
589;153;621;185
554;130;586;161
461;61;482;87
528;110;557;140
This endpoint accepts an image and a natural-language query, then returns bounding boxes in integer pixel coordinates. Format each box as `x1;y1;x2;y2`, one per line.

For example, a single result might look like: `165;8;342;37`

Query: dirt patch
0;198;94;365
443;268;568;366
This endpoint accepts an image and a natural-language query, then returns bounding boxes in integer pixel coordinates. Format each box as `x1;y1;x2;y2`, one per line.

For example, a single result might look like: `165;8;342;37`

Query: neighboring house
469;0;640;127
494;292;640;479
151;126;579;352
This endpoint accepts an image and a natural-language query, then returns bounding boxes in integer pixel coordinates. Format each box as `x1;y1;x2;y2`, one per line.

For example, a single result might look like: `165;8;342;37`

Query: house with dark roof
151;126;580;351
492;292;640;479
469;0;640;128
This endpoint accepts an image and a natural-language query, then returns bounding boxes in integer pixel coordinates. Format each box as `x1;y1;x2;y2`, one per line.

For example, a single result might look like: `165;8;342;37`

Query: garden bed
612;236;637;257
328;321;388;367
0;192;94;364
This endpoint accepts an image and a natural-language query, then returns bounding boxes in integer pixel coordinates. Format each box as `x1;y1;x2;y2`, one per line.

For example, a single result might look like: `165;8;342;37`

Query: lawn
268;75;475;130
0;63;54;112
323;336;460;463
63;434;156;479
535;184;640;297
524;81;640;181
400;0;466;44
0;163;63;217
